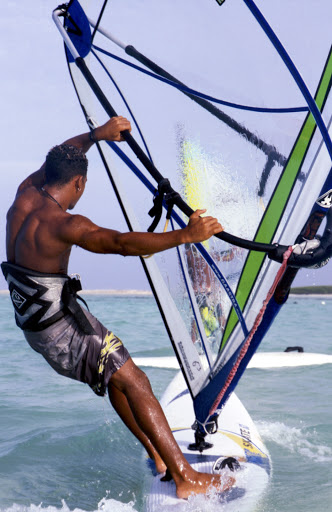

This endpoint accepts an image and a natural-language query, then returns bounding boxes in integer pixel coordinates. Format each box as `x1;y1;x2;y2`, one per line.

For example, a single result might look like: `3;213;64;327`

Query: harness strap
61;277;96;335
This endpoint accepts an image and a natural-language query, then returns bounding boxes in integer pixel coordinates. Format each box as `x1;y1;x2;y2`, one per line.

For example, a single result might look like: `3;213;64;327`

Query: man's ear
74;175;85;192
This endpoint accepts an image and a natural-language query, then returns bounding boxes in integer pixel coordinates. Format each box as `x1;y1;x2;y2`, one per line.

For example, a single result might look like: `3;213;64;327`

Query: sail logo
11;288;26;309
178;342;195;381
316;189;332;209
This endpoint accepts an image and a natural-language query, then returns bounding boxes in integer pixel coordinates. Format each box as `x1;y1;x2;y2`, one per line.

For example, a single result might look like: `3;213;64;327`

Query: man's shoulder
51;212;93;237
7;186;37;215
15;183;40;202
64;212;93;228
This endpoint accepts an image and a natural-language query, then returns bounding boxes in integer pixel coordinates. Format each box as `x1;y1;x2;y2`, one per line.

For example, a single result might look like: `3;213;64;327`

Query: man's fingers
185;208;223;243
214;223;224;233
113;116;131;129
199;216;224;237
191;208;207;218
101;116;132;142
200;215;222;227
207;222;224;235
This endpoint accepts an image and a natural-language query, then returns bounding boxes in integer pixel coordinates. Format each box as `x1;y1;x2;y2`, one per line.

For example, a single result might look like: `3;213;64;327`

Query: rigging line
91;48;154;163
73;59;284;255
242;0;332;162
209;246;293;419
221;46;332;347
88;27;289;166
91;50;283;200
91;0;108;44
53;9;287;257
106;139;249;337
92;45;308;116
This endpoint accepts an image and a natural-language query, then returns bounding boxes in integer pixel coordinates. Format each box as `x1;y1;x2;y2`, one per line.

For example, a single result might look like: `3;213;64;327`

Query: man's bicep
59;215;121;253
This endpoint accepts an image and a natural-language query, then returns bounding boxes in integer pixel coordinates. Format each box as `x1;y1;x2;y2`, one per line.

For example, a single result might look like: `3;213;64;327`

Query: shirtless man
2;116;234;499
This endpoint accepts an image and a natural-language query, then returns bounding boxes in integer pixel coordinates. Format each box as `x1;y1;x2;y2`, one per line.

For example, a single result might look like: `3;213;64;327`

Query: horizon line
0;289;153;296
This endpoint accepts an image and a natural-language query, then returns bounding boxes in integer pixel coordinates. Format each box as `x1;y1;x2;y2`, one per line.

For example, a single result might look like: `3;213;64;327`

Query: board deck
144;372;271;511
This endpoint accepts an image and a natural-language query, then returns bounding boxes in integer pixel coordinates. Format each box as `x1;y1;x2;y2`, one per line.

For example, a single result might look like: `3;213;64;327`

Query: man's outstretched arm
16;116;131;195
61;209;223;256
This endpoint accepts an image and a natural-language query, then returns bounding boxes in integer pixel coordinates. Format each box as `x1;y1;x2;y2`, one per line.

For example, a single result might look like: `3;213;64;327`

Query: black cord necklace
41;187;63;210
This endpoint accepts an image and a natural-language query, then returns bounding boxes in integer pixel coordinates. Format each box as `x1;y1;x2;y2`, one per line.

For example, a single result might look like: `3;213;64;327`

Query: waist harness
1;262;95;335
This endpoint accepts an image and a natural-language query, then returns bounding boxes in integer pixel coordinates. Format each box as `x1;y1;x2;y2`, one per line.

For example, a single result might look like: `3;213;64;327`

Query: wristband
89;129;97;143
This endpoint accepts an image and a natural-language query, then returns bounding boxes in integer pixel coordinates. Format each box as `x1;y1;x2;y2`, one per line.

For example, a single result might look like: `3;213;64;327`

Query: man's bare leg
109;358;235;499
108;382;166;473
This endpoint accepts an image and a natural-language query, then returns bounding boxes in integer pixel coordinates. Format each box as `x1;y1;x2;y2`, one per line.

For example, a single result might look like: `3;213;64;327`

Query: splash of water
0;497;138;512
256;420;332;463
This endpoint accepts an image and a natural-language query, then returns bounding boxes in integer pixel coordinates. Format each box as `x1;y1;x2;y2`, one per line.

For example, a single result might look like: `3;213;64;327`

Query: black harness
1;262;95;335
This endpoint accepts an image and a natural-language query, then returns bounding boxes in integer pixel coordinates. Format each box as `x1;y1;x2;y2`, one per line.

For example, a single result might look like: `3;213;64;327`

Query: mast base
188;417;218;452
188;430;213;453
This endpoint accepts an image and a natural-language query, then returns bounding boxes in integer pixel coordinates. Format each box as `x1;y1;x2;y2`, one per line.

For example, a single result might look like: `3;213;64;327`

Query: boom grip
287;208;332;268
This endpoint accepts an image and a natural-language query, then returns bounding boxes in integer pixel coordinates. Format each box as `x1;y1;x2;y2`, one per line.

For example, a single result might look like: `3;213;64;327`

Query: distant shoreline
289;293;332;300
0;286;331;298
290;285;332;296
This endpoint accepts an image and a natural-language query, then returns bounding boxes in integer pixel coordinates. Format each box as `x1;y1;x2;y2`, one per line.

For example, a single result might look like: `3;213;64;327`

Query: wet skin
6;116;233;498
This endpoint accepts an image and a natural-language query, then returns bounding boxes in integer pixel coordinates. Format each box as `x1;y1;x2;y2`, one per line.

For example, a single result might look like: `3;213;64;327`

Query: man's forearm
79;209;222;256
113;210;222;255
113;229;190;256
65;116;131;153
63;131;94;154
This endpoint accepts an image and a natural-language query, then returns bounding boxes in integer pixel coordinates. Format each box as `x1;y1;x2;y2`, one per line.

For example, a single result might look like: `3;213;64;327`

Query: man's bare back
6;184;73;273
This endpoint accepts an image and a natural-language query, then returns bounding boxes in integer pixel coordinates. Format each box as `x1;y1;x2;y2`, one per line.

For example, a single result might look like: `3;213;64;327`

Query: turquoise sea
1;293;332;512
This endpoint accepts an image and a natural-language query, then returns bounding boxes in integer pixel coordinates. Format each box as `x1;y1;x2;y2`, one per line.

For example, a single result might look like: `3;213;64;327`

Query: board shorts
23;307;130;397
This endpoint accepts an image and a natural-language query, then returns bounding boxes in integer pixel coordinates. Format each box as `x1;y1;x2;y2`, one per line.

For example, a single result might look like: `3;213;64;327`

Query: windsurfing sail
53;0;332;433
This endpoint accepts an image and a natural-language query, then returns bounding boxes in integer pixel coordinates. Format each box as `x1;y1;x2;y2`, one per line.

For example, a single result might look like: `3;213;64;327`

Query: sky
0;1;148;291
1;0;331;291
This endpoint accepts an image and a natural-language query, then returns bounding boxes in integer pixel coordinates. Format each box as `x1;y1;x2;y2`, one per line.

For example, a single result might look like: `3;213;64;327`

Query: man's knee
110;357;151;393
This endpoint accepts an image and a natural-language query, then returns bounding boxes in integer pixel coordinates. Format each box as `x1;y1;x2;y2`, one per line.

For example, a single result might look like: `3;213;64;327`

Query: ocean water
1;293;332;512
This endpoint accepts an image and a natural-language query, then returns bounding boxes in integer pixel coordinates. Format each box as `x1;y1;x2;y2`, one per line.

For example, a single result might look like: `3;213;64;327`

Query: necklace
41;187;63;210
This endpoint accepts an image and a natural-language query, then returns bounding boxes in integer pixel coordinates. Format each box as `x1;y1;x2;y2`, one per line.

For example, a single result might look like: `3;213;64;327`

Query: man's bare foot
175;471;235;499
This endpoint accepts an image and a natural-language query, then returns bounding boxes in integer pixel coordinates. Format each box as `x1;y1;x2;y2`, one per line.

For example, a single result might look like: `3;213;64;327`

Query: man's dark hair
45;144;88;186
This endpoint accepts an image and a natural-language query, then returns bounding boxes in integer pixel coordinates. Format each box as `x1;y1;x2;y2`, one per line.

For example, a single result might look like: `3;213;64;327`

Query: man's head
45;144;88;187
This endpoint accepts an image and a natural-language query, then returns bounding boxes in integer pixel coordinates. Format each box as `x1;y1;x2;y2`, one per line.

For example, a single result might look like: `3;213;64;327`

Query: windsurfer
184;243;224;349
2;116;234;498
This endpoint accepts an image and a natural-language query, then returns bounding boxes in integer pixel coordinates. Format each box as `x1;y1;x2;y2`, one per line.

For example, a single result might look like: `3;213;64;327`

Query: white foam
256;420;332;463
0;497;138;512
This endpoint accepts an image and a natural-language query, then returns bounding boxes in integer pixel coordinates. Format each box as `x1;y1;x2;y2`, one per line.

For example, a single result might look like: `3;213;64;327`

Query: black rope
91;0;109;43
147;179;170;232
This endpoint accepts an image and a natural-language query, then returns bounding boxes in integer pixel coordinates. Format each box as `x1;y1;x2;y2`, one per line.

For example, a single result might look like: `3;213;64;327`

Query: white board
144;372;271;511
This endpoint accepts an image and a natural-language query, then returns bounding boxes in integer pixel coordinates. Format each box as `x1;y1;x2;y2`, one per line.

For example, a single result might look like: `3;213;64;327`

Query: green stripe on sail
221;48;332;349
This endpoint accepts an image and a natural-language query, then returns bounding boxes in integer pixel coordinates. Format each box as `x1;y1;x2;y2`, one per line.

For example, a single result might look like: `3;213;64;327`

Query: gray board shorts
24;308;130;396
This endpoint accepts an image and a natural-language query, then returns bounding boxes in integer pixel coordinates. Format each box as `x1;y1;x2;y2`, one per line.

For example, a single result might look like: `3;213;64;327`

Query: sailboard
53;0;332;507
